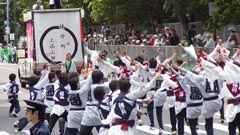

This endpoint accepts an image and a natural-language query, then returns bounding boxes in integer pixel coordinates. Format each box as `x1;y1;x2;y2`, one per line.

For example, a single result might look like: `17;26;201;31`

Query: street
0;63;237;135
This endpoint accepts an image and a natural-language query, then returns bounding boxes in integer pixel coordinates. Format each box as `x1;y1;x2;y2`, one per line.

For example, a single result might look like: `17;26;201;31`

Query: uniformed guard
24;99;50;135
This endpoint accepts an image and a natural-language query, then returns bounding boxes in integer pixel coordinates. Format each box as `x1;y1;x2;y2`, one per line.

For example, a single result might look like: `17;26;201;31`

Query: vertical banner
26;23;34;59
80;19;84;42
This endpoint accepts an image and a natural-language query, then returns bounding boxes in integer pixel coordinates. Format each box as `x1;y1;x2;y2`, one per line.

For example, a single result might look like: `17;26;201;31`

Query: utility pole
14;0;17;46
6;0;10;45
0;0;10;45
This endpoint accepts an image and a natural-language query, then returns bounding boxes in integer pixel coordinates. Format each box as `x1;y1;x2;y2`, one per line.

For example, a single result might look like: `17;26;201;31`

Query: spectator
194;34;205;47
170;29;180;46
204;33;215;48
0;47;4;62
226;26;239;48
49;0;61;9
32;0;44;10
7;45;13;63
12;45;17;63
188;24;197;45
180;34;189;47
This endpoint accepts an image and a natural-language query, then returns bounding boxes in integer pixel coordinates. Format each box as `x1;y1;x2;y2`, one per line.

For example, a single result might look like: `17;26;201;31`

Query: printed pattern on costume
45;85;55;100
114;93;136;120
205;80;220;94
8;82;19;99
190;86;202;100
69;93;82;106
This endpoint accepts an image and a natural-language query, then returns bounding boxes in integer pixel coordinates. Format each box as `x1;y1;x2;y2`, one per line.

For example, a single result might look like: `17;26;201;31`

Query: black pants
16;117;28;131
188;118;198;135
205;117;214;135
8;55;12;63
229;112;240;135
48;111;68;134
220;98;225;120
147;101;154;127
45;113;50;122
79;125;100;135
169;107;177;132
176;108;186;135
13;54;17;63
9;99;20;114
65;128;79;135
156;106;164;129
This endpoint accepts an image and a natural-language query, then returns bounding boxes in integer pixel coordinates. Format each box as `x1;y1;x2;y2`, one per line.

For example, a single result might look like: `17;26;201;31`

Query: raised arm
127;72;161;100
172;63;187;75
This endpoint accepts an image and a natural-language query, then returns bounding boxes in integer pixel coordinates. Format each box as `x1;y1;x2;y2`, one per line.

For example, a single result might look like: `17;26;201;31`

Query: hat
228;26;236;32
164;27;170;30
24;100;47;110
195;34;202;40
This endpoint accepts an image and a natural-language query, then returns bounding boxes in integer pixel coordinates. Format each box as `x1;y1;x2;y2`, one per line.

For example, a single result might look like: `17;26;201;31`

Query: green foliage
208;0;240;31
8;0;240;38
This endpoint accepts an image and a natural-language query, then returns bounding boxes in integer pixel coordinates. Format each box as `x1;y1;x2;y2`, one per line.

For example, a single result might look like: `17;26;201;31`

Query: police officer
24;99;50;135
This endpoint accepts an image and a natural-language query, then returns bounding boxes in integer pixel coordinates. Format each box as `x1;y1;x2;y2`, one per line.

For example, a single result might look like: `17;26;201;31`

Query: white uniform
221;61;240;122
50;85;70;116
106;80;156;135
81;82;110;126
98;59;121;79
85;47;100;67
30;73;50;100
184;71;222;119
67;77;91;128
44;81;59;114
177;75;203;119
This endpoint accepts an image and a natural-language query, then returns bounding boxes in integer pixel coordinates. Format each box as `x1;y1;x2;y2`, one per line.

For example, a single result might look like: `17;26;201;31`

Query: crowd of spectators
84;24;240;49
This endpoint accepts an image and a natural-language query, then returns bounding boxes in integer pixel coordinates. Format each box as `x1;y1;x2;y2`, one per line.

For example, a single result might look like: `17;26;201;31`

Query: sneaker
172;130;177;135
14;128;20;133
149;126;155;130
14;121;19;128
159;128;163;134
196;124;199;130
138;119;143;126
221;119;224;123
8;113;14;117
12;113;18;117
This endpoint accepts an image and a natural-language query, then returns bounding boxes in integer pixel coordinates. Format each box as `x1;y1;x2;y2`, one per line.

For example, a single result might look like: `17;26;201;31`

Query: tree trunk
174;2;189;34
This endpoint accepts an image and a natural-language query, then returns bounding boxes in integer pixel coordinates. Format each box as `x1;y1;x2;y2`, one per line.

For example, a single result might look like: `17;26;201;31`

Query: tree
208;0;240;31
84;0;164;31
163;0;210;33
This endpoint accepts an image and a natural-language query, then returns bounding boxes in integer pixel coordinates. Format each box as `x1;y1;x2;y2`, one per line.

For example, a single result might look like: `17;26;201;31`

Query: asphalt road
0;63;237;135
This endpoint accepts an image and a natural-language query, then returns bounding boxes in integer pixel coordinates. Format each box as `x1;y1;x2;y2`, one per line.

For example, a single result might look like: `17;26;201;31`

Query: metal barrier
97;45;237;68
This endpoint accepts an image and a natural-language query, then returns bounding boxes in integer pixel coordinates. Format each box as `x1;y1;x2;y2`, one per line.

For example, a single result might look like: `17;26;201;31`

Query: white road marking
0;131;11;135
0;66;17;72
165;124;206;134
199;122;231;132
22;130;30;135
137;125;172;134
